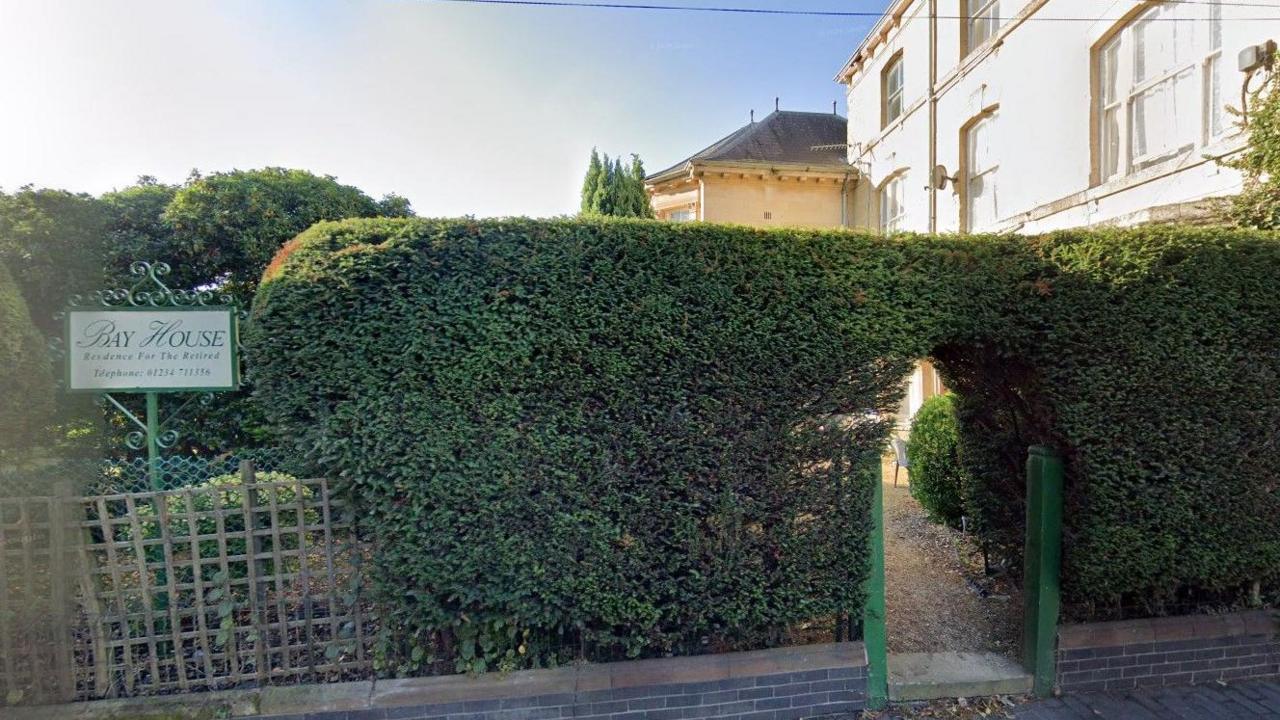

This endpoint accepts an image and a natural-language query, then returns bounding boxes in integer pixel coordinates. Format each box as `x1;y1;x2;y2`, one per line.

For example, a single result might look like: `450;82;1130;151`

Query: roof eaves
699;159;855;175
646;122;757;183
833;0;914;83
644;161;695;186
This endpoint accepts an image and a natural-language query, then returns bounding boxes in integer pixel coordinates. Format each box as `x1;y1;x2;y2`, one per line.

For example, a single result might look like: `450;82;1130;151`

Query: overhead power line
427;0;1280;21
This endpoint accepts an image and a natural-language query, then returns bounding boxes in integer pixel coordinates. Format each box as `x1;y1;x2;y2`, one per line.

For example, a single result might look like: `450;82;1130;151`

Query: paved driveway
1013;679;1280;719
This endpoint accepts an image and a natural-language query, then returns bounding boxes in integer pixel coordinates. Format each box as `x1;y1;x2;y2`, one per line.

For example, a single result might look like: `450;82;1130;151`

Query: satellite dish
932;164;958;190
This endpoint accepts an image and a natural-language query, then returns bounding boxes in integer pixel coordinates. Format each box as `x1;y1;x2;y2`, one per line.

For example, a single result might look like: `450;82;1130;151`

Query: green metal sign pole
862;453;889;709
145;392;161;491
1023;445;1063;698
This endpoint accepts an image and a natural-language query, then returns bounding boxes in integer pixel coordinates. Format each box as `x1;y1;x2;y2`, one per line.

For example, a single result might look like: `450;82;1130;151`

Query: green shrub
249;217;1280;656
0;261;54;460
906;394;966;526
123;471;304;557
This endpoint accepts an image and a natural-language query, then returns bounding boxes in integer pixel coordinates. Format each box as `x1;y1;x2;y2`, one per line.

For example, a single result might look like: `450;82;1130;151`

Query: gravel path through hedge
881;457;1021;656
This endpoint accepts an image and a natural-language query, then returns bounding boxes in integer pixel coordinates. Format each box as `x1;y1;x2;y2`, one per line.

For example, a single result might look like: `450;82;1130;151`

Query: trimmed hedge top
250;218;1280;668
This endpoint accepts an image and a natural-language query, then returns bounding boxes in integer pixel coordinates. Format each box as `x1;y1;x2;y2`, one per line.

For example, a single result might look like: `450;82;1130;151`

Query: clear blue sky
0;0;888;217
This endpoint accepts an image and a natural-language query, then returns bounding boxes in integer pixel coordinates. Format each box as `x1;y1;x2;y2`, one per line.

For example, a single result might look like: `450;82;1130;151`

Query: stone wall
1057;610;1280;693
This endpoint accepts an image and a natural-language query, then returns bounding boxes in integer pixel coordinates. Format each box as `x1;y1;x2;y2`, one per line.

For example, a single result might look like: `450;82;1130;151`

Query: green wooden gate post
1023;445;1063;698
862;452;889;709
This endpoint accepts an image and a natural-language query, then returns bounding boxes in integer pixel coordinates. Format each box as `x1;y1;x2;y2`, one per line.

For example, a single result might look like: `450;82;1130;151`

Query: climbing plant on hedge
0;261;54;460
906;393;967;527
250;218;1280;670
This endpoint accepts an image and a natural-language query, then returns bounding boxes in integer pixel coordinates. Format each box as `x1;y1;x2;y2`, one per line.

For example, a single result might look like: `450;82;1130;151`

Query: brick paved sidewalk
1012;679;1280;719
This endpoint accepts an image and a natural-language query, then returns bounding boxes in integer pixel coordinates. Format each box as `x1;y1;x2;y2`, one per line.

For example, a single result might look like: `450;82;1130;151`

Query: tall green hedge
0;261;54;459
250;218;1280;668
947;228;1280;614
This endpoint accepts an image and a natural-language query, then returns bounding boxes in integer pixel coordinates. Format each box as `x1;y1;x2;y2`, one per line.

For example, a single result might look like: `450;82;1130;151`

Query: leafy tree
376;193;415;219
0;187;111;335
163;168;409;307
101;177;183;286
580;150;654;218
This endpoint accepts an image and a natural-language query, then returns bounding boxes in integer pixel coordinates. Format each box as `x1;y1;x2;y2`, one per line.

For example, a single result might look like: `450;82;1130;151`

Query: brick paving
1012;679;1280;719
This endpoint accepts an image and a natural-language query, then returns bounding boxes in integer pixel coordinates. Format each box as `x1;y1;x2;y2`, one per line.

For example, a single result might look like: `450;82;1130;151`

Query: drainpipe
928;0;938;234
840;171;853;228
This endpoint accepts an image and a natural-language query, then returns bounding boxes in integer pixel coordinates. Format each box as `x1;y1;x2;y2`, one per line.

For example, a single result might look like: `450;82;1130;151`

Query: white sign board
66;309;239;392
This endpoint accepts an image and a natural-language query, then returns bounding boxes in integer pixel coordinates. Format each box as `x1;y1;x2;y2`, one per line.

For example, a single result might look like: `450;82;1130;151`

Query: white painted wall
842;0;1280;236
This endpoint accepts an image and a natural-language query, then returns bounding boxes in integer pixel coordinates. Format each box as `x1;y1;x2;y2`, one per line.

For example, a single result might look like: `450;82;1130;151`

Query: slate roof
647;110;850;182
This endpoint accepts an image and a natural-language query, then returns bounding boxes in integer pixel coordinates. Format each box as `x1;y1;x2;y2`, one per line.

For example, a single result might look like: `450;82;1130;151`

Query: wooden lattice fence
0;470;376;705
0;492;79;705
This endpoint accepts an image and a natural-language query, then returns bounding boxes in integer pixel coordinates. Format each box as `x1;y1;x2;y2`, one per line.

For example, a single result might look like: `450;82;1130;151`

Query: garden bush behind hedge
250;218;1280;670
0;261;54;460
906;393;967;526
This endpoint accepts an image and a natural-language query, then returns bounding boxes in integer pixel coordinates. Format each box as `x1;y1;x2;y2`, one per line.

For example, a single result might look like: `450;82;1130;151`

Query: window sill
1001;132;1247;231
959;36;998;67
1092;133;1244;195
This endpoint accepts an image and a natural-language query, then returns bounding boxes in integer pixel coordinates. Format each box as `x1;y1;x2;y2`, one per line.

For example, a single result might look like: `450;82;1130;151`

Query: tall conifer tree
579;149;654;218
580;148;603;215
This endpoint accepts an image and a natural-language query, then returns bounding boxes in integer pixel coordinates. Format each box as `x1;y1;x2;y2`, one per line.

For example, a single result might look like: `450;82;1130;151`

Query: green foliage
580;149;604;215
906;394;966;526
122;471;305;595
101;177;183;286
94;169;412;453
251;217;909;671
0;261;54;459
0;170;412;458
250;218;1280;653
132;472;305;544
1224;70;1280;228
164;167;408;308
937;227;1280;615
0;186;112;336
580;150;654;218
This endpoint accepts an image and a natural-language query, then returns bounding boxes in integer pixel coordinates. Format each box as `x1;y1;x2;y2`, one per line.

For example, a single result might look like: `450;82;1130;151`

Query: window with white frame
964;114;999;232
667;209;694;222
966;0;1001;54
882;54;904;127
1096;1;1223;183
879;174;906;233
